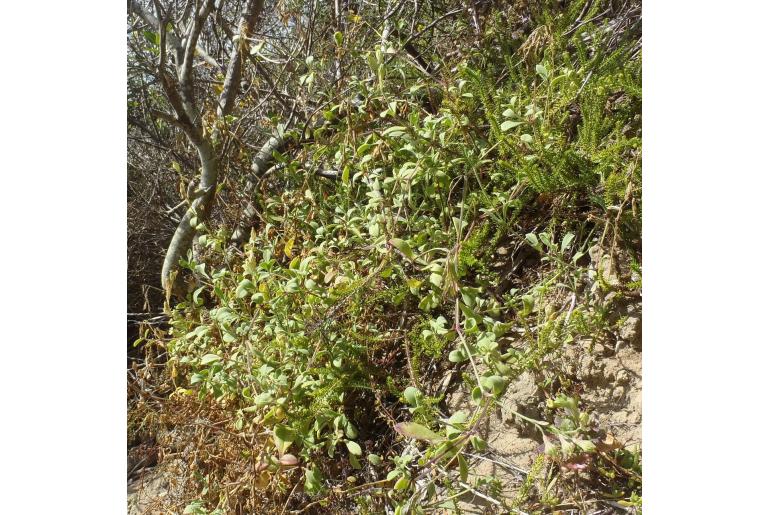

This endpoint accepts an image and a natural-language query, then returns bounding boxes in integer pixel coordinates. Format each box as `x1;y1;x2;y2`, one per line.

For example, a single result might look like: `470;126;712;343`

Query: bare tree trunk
130;0;266;296
160;140;217;294
230;131;287;243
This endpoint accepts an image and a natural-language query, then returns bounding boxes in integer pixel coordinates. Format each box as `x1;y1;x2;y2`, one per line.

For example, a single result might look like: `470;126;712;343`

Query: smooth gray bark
160;140;217;294
230;130;286;243
128;0;219;69
130;0;267;295
218;0;265;117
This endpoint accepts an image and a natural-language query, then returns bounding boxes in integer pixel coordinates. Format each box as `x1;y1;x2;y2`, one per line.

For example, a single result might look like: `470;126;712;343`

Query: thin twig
463;452;530;476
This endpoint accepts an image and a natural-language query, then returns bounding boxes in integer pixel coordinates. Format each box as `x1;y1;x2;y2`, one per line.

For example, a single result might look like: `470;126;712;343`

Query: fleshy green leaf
304;466;323;493
521;295;535;316
561;232;575;252
394;476;411;490
200;354;221;365
346;440;362;456
525;233;540;249
236;279;255;298
274;424;295;443
394;422;442;442
390;238;415;260
471;435;487;451
458;453;469;482
192;286;205;306
386;469;401;481
501;120;523;131
403;386;421;407
382;126;407;138
575;439;597;453
481;375;507;396
471;386;483;405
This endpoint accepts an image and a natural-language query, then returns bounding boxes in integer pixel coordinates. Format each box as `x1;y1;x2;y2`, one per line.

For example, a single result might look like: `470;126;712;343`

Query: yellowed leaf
284;237;295;258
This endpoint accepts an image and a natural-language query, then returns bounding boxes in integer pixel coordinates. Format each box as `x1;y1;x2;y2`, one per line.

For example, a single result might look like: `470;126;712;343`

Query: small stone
619;316;641;346
589;244;602;266
624;302;641;316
